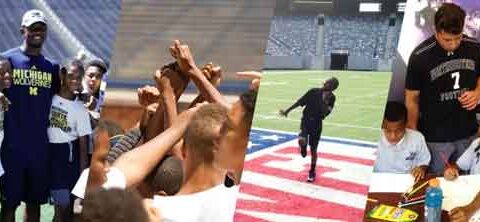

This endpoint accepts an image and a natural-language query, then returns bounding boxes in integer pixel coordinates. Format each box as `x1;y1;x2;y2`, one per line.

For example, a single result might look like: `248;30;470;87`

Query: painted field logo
234;128;377;222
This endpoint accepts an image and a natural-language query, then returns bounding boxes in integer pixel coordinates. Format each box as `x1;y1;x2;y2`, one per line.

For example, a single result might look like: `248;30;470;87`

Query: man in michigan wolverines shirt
0;10;60;222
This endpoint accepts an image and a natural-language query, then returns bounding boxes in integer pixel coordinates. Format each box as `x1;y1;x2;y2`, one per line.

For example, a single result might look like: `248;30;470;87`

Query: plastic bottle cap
428;178;440;187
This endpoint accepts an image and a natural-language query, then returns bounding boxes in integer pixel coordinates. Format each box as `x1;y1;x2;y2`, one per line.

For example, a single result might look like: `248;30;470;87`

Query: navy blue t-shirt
2;47;60;156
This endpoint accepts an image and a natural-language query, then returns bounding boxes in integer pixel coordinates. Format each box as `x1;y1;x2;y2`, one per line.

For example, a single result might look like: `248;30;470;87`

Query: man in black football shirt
279;77;338;182
405;3;480;175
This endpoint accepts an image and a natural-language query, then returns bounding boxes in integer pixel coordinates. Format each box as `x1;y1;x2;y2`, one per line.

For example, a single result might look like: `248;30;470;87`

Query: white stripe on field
235;210;345;222
236;193;276;203
240;171;368;209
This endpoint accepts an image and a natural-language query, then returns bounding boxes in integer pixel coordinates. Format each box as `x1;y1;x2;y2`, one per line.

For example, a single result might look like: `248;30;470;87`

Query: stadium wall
264;55;393;71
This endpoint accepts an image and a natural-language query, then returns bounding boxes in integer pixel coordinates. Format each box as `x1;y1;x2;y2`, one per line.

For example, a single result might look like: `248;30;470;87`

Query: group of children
72;40;259;222
0;9;108;222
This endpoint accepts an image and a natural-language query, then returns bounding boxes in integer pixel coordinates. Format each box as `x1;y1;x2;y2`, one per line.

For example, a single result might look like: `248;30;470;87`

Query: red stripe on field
244;154;369;194
234;213;269;222
235;183;364;221
276;146;375;165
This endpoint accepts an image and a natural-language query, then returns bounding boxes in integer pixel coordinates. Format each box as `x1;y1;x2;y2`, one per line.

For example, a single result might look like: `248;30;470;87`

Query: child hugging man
373;101;431;182
47;59;92;222
0;56;12;178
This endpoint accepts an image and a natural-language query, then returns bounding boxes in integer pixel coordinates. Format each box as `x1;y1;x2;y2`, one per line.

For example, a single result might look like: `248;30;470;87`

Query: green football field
253;70;392;142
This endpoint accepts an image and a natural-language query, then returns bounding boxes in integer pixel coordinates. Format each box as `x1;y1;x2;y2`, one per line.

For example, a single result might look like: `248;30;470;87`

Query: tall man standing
0;10;60;222
405;3;480;175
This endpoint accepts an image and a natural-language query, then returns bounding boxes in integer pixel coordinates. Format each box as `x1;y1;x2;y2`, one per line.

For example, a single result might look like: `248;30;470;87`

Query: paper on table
438;175;480;213
368;173;415;193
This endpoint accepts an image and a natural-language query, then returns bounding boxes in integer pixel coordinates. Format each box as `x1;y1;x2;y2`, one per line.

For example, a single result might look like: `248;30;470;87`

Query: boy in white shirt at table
373;101;431;182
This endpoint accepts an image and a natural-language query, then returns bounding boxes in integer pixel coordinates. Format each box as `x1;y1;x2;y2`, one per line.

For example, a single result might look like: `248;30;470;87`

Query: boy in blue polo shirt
373;101;431;182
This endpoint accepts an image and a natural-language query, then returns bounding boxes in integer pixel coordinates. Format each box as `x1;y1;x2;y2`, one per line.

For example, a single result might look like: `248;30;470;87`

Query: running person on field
279;77;338;182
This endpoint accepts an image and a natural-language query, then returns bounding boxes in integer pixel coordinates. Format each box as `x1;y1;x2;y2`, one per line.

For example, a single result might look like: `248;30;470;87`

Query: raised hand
170;40;199;75
236;71;262;91
137;85;161;107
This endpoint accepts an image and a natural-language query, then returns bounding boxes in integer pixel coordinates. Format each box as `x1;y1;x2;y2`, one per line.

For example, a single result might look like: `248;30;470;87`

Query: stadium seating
45;0;121;60
266;14;403;60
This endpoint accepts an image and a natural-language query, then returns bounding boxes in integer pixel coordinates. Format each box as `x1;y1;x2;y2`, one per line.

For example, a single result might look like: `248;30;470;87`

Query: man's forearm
144;104;166;142
162;89;177;129
466;190;480;216
405;92;420;130
188;67;229;108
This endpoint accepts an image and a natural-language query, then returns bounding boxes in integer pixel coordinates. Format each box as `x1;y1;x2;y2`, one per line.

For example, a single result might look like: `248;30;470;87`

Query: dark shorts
299;117;322;150
0;144;50;207
50;139;81;192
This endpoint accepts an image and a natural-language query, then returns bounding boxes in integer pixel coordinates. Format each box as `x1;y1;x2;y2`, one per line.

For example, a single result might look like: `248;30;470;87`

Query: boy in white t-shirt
0;56;12;178
48;59;91;221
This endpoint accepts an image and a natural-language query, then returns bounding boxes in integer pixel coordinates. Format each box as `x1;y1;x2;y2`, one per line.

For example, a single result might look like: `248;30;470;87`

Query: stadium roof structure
279;0;406;15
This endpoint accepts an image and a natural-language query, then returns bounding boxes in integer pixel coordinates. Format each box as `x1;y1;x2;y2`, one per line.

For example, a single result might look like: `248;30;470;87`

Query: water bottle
424;178;443;222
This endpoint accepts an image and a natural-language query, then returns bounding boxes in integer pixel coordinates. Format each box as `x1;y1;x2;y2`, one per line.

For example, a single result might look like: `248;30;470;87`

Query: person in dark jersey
279;77;338;182
405;3;480;175
0;10;60;222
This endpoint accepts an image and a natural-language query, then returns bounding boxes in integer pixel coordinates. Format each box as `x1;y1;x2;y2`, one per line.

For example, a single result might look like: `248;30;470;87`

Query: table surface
365;173;480;222
364;192;450;222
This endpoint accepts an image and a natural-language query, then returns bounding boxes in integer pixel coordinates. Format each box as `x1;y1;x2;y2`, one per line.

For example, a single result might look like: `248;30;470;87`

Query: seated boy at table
373;101;431;182
444;136;480;179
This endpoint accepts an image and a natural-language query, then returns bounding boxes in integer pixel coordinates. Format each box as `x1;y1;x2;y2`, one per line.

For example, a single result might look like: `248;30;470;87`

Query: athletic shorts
0;143;50;207
49;139;81;206
299;117;322;150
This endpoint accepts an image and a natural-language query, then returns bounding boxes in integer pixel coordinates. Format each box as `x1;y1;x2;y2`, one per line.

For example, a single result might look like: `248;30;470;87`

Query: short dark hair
384;101;407;123
81;188;149;222
145;155;183;196
435;3;465;35
326;77;339;91
60;58;85;77
86;58;108;74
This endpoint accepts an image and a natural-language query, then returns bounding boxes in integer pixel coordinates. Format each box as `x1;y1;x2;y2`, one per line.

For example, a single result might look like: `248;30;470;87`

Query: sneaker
307;170;316;182
298;138;307;158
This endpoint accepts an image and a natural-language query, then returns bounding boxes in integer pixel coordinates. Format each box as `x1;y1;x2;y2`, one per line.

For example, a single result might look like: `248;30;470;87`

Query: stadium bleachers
45;0;121;60
266;14;403;60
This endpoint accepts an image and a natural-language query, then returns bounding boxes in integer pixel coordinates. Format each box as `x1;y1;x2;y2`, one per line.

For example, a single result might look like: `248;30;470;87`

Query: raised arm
112;108;197;187
189;63;223;108
170;40;229;108
280;90;310;117
154;69;177;129
86;128;110;194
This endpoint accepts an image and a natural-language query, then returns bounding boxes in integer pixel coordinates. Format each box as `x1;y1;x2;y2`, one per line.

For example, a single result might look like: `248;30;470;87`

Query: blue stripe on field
248;128;376;154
